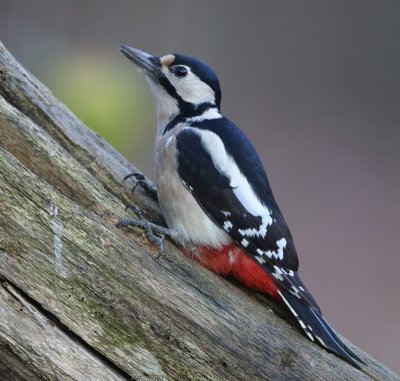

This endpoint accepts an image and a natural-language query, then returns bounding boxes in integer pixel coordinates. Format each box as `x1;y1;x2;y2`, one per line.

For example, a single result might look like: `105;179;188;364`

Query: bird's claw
123;172;157;199
125;203;143;218
117;203;171;258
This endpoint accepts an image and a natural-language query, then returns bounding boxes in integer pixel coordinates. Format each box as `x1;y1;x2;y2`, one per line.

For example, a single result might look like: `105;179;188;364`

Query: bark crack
0;275;137;381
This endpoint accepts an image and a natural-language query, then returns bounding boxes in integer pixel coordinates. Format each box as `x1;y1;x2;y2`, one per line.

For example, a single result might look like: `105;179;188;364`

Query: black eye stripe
171;65;188;78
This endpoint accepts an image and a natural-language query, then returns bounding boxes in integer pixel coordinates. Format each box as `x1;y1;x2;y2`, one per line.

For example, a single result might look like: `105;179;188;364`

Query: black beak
120;45;160;78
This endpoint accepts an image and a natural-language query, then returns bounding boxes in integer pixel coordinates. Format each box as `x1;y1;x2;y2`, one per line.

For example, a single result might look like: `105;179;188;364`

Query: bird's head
120;45;221;125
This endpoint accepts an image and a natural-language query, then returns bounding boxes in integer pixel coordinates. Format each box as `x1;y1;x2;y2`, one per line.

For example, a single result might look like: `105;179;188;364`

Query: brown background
1;0;399;373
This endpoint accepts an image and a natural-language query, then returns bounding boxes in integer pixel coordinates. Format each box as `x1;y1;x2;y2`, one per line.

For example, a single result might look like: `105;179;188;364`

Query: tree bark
0;41;398;381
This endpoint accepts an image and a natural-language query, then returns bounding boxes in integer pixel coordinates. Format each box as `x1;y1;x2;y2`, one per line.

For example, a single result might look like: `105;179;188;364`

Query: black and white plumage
120;45;364;368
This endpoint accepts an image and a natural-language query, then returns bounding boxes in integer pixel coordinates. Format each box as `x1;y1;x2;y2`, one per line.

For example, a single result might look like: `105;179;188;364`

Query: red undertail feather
194;244;280;300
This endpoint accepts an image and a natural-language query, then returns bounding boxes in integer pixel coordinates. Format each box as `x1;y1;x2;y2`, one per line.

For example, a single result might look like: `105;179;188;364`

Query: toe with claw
123;172;158;199
117;204;172;258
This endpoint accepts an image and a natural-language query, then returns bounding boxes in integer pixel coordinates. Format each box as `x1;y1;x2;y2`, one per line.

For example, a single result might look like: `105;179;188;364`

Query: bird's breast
155;128;230;247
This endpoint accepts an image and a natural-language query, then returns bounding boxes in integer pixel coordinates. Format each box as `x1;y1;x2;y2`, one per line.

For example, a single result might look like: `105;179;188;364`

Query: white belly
155;130;230;248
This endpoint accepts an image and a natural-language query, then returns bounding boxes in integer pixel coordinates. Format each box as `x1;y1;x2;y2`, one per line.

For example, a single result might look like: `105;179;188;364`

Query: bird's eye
171;66;188;78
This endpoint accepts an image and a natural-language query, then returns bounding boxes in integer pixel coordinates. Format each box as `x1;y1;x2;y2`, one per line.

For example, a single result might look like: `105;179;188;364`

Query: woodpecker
119;45;364;368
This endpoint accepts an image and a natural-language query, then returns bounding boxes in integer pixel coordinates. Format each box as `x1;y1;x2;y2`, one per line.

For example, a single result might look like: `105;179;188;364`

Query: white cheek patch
175;74;215;105
162;66;216;105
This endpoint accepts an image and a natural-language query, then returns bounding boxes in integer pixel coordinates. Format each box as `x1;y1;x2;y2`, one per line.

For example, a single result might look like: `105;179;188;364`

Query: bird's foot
123;172;158;200
116;204;172;258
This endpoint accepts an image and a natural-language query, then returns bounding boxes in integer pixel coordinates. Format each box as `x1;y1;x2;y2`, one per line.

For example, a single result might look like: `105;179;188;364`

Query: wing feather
176;125;320;311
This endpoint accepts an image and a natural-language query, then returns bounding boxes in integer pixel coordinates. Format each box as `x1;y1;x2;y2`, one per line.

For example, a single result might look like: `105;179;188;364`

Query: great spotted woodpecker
119;45;364;368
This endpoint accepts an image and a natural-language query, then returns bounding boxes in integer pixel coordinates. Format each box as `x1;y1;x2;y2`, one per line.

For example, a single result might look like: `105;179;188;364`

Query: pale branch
0;41;398;381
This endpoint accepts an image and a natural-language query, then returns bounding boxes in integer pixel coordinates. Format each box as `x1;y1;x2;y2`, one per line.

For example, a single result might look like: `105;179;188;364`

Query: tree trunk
0;41;398;381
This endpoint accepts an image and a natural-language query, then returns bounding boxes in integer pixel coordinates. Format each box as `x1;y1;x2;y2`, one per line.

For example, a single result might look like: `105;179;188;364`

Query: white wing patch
255;256;266;264
290;285;302;299
237;215;272;238
271;264;295;282
272;266;284;281
223;220;233;232
255;237;287;260
195;128;273;230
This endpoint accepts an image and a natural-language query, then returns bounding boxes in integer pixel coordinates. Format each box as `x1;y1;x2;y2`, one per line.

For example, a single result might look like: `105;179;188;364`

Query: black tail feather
278;289;364;369
316;312;366;365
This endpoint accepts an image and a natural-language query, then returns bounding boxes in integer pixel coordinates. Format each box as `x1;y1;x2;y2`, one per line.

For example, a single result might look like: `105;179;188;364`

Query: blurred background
1;0;399;372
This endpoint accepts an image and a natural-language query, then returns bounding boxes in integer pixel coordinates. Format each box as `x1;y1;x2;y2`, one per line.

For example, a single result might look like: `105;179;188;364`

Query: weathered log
0;41;398;381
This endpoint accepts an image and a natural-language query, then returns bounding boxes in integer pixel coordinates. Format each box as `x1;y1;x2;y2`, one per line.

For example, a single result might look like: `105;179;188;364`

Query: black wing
175;123;366;367
176;123;319;311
